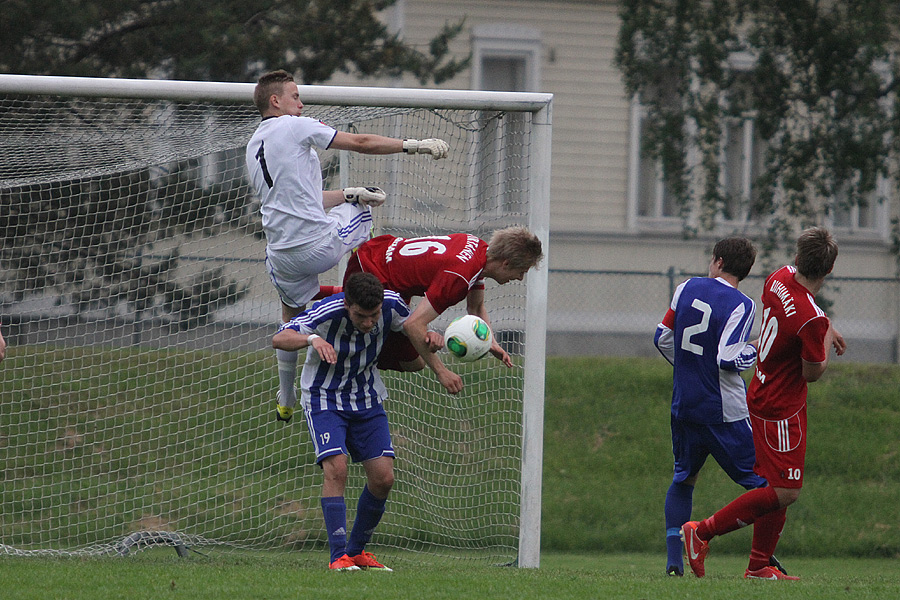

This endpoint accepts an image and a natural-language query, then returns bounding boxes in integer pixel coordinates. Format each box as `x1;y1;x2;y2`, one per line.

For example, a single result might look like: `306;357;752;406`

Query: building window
721;117;767;223
470;25;541;217
481;56;527;91
629;100;678;224
630;102;769;228
471;24;541;92
630;52;889;236
830;182;886;235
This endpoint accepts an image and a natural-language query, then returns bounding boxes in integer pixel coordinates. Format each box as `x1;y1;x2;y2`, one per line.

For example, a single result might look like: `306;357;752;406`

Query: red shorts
750;406;807;489
378;329;420;369
344;252;363;281
345;252;420;371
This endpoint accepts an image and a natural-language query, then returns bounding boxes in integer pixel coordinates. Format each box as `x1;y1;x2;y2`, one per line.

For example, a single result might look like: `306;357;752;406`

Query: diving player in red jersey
344;227;543;394
682;227;846;580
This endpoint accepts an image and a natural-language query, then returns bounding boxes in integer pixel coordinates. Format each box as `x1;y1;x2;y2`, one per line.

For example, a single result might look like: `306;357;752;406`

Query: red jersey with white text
748;266;830;419
352;234;487;314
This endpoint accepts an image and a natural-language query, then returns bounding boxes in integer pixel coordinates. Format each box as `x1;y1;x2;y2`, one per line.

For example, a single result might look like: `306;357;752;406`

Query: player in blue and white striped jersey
653;237;775;577
283;288;409;415
272;272;410;571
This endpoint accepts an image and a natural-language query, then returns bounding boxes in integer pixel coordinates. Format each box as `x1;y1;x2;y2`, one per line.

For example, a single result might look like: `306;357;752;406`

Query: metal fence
4;264;898;364
547;268;900;364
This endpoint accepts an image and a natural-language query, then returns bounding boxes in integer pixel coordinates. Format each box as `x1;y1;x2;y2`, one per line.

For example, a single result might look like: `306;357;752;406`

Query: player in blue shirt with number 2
654;237;785;578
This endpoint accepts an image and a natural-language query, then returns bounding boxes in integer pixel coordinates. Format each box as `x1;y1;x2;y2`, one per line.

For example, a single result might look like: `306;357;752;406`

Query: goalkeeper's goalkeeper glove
402;138;450;160
343;186;386;207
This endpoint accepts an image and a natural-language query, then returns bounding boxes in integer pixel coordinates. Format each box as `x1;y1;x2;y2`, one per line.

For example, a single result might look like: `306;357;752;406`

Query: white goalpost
0;74;551;568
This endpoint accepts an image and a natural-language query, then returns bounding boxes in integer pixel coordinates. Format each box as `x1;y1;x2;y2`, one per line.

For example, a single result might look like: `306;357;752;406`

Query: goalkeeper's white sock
276;349;298;408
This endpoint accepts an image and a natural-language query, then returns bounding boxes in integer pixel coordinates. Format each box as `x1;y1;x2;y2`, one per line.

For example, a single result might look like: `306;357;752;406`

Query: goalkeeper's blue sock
321;496;348;563
346;486;386;557
665;481;694;572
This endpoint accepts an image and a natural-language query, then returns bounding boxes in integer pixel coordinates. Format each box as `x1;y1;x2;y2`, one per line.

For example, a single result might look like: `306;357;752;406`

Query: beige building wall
327;1;624;230
326;0;898;273
324;0;900;361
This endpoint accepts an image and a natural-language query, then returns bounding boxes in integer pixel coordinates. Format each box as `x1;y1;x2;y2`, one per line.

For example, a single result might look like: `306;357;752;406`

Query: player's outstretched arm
329;131;449;159
323;186;386;209
322;189;348;209
465;290;512;367
403;301;463;394
408;330;462;394
487;339;512;368
423;330;444;353
330;131;402;154
401;138;449;160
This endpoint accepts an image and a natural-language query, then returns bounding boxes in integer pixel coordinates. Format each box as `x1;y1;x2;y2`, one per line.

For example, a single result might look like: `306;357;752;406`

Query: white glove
402;138;449;160
343;186;386;207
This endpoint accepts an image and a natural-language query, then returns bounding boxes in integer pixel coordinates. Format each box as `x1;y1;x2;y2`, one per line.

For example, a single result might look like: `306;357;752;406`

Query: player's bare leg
398;357;425;372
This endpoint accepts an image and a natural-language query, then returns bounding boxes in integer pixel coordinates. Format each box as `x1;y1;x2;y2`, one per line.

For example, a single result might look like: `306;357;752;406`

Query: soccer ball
444;315;493;362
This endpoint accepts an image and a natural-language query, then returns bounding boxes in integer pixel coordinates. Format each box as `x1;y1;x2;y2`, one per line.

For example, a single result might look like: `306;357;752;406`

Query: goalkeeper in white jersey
246;69;449;423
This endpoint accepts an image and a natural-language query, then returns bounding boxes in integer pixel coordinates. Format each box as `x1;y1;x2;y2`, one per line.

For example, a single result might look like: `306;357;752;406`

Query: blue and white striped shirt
654;277;757;423
277;291;410;411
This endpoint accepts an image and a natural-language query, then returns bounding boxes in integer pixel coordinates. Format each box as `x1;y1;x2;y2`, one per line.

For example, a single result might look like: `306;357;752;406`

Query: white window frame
468;24;542;218
826;177;890;238
629;50;890;237
471;24;542;93
627;97;680;230
719;115;764;224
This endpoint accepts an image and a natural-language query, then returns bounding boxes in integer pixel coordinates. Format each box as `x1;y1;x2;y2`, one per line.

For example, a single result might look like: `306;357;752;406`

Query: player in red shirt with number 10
681;227;847;580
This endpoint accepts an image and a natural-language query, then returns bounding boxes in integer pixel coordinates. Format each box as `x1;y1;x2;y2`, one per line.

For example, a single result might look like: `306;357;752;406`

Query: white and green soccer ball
444;315;493;362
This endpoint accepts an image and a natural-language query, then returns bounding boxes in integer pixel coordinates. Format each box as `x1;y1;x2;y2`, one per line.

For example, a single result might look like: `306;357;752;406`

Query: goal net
0;75;551;567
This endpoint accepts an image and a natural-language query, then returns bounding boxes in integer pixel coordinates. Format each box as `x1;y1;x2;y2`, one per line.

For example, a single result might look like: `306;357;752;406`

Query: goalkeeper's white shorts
266;204;373;308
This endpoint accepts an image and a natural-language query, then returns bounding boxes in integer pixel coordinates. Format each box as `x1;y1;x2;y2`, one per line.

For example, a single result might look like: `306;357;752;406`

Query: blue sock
665;481;694;570
321;496;347;563
346;486;387;557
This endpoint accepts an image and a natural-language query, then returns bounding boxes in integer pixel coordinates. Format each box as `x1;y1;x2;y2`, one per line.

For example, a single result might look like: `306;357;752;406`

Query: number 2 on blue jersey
681;299;712;355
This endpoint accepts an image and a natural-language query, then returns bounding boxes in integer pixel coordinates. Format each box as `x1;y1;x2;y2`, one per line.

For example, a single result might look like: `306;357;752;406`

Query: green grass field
2;355;899;597
541;357;900;559
1;552;898;600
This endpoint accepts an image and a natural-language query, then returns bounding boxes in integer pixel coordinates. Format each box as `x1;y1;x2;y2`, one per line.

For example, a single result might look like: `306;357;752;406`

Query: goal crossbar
0;74;553;111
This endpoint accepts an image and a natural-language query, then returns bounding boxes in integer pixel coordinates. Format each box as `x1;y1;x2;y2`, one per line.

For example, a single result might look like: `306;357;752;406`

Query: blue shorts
670;415;766;489
304;403;395;464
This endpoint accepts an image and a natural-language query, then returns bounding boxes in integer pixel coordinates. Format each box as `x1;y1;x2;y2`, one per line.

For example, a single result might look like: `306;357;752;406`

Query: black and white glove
402;138;450;160
343;186;386;207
